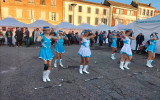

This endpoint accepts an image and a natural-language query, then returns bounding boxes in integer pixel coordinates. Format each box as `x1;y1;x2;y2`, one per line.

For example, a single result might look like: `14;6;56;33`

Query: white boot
46;70;51;82
83;65;90;74
120;61;125;70
54;59;58;68
60;59;63;67
150;60;153;67
111;54;116;60
146;60;153;68
79;65;83;74
42;71;47;82
124;62;130;70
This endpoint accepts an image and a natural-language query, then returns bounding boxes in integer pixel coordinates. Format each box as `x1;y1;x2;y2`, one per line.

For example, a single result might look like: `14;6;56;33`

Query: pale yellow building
63;0;110;26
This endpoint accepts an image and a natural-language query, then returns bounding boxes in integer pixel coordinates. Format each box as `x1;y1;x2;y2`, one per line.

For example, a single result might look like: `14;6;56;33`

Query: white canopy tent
76;23;96;30
28;19;55;28
55;21;77;29
112;23;124;31
96;23;112;31
0;16;27;27
132;14;160;54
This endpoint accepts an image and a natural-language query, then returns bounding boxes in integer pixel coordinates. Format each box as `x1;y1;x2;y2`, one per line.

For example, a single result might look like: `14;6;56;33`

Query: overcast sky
86;0;160;10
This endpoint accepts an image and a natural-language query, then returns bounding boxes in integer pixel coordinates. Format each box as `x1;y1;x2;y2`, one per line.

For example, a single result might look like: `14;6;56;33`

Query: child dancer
119;30;135;70
78;30;96;74
146;32;159;68
111;32;118;60
38;26;60;82
54;30;68;68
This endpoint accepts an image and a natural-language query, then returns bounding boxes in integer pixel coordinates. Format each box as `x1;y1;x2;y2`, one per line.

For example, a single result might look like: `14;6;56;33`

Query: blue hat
58;30;63;33
43;26;50;30
84;30;89;32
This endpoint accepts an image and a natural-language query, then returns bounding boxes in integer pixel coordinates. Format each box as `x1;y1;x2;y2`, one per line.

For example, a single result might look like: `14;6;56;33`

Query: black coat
15;30;23;40
136;35;144;44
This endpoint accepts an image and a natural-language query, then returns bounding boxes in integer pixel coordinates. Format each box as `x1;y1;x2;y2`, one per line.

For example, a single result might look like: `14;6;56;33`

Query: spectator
24;28;30;47
0;31;5;46
15;28;23;47
95;31;98;43
32;29;35;44
116;31;121;48
34;28;40;48
99;31;103;46
135;33;144;51
67;32;72;45
103;31;107;44
107;30;112;47
6;29;14;47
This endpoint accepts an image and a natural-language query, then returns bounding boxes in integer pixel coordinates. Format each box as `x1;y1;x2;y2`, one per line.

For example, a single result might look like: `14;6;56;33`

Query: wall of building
1;0;63;25
64;1;110;26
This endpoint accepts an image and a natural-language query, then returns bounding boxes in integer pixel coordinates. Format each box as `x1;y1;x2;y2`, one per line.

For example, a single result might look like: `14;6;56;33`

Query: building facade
155;10;160;16
131;0;155;20
104;0;137;26
0;0;63;25
63;0;110;26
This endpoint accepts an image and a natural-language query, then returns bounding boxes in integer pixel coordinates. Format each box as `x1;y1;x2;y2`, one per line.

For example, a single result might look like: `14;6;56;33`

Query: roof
65;0;109;8
132;1;155;9
155;10;160;13
106;0;137;9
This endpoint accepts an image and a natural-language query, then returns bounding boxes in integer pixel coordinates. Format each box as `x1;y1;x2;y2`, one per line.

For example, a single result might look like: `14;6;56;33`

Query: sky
85;0;160;10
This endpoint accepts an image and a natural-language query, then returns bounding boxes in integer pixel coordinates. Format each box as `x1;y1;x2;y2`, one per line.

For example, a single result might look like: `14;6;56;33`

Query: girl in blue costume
37;26;60;82
120;30;135;70
111;32;120;60
54;30;68;68
78;30;96;74
146;32;159;68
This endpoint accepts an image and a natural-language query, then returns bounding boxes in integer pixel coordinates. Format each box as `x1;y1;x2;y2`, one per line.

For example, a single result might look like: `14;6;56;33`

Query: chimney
134;0;137;3
149;3;152;7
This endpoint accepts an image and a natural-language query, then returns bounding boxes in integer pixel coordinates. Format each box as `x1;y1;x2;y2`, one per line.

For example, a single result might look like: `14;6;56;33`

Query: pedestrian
15;28;23;47
0;31;5;46
119;30;135;70
5;29;14;47
24;28;30;47
116;31;121;48
108;31;113;47
146;32;159;68
38;26;60;82
34;28;40;48
111;32;120;60
95;31;98;43
54;30;68;68
99;31;103;46
78;30;96;74
135;33;144;52
103;31;107;44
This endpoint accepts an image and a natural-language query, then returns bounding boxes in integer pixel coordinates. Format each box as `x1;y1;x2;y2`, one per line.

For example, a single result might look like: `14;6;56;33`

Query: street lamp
71;3;77;25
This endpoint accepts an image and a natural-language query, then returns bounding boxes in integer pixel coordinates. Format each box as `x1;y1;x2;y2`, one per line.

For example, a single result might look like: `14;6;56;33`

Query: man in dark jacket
15;28;23;47
135;33;144;51
5;29;14;47
24;28;30;47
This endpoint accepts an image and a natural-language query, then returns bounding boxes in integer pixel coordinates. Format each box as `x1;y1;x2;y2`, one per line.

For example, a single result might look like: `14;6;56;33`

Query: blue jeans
25;38;29;47
35;40;40;47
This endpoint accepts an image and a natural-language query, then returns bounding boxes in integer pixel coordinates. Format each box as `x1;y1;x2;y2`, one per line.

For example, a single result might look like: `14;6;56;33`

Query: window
131;10;134;16
41;11;46;20
69;15;72;23
41;0;45;5
127;10;130;15
139;8;141;15
119;19;123;24
147;10;149;16
49;12;57;21
116;9;120;14
95;8;99;14
2;7;9;17
29;10;34;19
103;9;106;15
87;7;91;13
78;16;82;24
51;0;56;6
151;10;153;16
101;18;107;25
87;17;90;24
143;9;145;15
120;9;124;14
126;20;129;25
95;18;98;25
69;5;73;11
115;19;119;25
28;0;34;3
16;0;21;2
16;9;22;18
78;6;82;12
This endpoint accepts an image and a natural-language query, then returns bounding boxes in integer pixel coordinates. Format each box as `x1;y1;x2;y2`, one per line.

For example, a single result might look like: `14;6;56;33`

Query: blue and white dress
39;35;54;61
120;36;132;56
78;37;91;58
54;37;65;53
146;35;158;54
111;38;117;48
